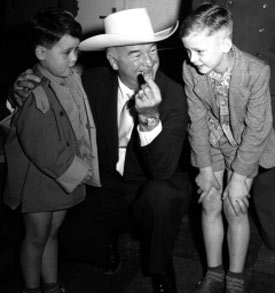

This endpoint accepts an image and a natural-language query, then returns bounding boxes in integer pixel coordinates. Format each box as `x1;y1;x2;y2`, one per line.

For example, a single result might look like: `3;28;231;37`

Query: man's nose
141;53;153;66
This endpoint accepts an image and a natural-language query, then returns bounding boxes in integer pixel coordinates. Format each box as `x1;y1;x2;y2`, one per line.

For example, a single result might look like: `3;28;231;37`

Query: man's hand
223;172;250;216
135;78;161;115
12;69;41;107
196;166;221;203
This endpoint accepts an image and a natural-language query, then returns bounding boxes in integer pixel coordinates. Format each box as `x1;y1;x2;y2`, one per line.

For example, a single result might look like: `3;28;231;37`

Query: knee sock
22;287;41;293
206;265;225;282
226;271;245;292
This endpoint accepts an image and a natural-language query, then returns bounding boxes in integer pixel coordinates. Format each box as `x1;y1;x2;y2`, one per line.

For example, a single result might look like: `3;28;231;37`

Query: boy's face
181;29;232;74
36;34;80;77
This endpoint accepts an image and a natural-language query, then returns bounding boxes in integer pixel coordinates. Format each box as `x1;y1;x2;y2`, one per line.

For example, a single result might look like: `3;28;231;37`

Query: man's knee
136;180;185;218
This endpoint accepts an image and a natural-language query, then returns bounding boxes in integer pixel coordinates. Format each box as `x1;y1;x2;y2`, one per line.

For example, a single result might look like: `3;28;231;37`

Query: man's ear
222;36;232;54
35;45;47;60
106;51;119;71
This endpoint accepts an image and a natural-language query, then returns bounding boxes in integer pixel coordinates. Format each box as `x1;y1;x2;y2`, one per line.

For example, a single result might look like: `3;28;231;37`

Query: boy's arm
183;61;212;168
232;64;273;176
15;89;91;193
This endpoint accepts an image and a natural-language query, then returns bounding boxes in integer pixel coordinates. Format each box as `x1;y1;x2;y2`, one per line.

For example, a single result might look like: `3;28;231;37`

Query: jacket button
60;111;64;116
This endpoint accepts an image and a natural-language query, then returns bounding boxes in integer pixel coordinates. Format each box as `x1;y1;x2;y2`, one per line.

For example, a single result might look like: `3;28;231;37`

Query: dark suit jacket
82;66;189;193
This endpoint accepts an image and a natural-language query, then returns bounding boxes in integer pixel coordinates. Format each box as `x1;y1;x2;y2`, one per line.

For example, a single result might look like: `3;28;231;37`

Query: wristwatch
143;116;159;127
138;113;160;129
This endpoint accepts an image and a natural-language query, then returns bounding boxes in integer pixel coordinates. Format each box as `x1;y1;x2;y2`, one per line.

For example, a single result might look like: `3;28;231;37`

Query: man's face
182;30;230;74
108;43;159;89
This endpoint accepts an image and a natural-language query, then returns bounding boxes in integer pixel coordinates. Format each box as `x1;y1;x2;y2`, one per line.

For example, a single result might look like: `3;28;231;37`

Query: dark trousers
59;176;191;275
252;166;275;250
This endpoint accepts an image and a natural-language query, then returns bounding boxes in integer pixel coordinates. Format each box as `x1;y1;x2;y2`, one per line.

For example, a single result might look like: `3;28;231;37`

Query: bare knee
223;200;248;224
202;189;223;218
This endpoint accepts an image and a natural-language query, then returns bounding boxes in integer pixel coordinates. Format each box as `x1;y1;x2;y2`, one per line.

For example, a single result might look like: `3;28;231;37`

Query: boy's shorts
210;135;258;177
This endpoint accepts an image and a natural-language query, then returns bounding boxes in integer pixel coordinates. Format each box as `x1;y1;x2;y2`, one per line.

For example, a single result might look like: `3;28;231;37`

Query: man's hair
179;3;233;39
29;7;82;50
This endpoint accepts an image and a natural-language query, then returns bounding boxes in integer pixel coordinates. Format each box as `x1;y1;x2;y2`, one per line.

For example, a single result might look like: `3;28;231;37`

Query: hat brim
79;21;179;51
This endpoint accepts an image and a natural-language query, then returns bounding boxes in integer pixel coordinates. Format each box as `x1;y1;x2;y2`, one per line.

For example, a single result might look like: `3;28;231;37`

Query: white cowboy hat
79;8;179;51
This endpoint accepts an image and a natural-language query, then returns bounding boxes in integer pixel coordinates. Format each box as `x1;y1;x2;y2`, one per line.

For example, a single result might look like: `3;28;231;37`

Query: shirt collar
118;77;135;102
209;48;235;82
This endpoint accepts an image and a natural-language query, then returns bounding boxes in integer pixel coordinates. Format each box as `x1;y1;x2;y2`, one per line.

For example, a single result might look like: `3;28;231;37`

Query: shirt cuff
137;121;162;146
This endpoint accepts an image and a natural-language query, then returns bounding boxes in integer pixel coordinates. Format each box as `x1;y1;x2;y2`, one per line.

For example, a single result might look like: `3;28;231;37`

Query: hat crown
104;8;154;39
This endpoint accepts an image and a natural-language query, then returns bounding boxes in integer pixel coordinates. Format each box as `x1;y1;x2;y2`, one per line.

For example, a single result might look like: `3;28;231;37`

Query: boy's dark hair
29;7;82;50
179;3;233;39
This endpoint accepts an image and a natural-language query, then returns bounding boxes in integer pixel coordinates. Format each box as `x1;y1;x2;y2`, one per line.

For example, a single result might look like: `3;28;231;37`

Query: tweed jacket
81;66;189;192
183;45;275;177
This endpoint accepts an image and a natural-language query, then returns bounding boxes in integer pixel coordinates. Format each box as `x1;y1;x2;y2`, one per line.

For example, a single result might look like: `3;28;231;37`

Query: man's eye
150;47;157;54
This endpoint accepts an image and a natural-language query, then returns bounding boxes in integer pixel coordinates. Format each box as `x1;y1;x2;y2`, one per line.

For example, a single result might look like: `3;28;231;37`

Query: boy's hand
196;166;221;203
12;69;41;107
223;172;250;216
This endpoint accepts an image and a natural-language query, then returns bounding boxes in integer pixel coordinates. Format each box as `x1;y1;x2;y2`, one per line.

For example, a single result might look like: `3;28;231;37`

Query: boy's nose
189;52;197;63
70;50;78;64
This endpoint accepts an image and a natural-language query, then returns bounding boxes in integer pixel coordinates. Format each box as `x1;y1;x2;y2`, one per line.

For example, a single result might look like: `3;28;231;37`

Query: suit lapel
93;72;119;163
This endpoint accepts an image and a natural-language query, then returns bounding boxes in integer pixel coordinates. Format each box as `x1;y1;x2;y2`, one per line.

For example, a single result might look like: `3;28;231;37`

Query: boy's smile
182;30;232;75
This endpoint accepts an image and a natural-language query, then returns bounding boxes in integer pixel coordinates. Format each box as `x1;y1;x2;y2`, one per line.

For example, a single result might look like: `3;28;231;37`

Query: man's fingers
214;180;221;190
198;191;208;203
21;69;41;83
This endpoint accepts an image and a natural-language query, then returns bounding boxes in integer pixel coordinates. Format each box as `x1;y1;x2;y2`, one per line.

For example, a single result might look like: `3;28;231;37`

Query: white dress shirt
116;78;162;175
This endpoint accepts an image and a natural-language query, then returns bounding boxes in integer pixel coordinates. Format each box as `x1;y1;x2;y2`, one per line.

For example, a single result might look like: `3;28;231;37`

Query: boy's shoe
193;277;225;293
225;275;246;293
41;283;65;293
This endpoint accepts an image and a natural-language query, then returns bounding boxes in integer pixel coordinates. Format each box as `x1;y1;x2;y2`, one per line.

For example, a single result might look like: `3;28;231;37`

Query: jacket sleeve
232;64;273;176
15;89;90;193
138;73;189;179
183;62;212;168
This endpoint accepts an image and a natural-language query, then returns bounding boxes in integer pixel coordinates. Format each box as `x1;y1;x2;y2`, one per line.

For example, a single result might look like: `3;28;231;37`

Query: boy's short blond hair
179;3;233;39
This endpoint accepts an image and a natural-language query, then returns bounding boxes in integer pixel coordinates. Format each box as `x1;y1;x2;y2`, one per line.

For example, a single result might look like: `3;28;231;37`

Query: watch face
146;117;157;127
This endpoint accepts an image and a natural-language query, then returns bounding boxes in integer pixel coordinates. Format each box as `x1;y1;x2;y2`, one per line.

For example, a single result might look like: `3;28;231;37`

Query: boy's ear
106;52;119;71
35;45;47;60
222;36;232;54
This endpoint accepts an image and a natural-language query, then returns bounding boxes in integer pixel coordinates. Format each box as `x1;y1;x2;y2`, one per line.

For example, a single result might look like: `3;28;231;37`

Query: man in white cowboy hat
12;8;192;293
